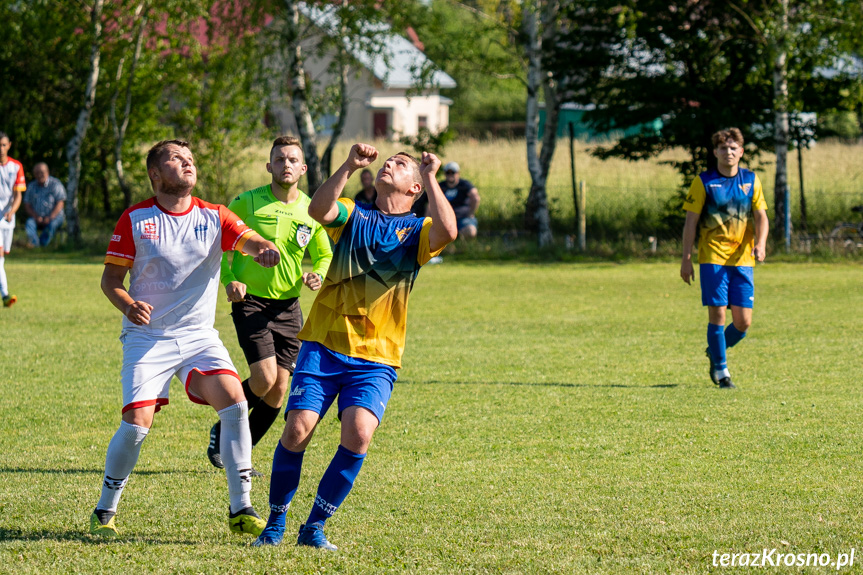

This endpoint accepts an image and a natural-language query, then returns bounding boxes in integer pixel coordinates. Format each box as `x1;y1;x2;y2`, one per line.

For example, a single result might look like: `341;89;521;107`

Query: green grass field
2;259;863;573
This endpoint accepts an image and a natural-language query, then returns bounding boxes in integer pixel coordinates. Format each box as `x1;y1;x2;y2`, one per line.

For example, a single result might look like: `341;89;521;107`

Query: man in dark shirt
411;161;480;239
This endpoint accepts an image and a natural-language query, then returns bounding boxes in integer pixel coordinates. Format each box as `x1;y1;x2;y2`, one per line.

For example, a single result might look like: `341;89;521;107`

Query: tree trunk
522;1;556;248
111;1;148;210
321;56;350;179
284;0;322;193
772;0;790;245
65;0;104;241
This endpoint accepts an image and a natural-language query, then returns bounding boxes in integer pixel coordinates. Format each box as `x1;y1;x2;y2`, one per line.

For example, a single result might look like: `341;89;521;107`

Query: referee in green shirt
207;136;333;473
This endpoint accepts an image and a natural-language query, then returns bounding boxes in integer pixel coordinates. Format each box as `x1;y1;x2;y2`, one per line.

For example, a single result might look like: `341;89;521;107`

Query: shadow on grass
0;467;214;475
0;527;198;545
403;380;679;389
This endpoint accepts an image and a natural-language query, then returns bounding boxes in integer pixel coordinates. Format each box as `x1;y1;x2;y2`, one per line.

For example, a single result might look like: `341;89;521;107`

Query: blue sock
265;442;304;529
725;324;747;349
707;323;727;370
306;445;366;526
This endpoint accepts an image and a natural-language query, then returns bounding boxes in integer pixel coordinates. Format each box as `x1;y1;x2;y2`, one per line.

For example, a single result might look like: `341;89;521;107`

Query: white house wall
273;35;451;140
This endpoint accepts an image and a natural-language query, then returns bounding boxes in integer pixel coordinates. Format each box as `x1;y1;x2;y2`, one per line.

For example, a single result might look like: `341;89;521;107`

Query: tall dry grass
229;138;863;238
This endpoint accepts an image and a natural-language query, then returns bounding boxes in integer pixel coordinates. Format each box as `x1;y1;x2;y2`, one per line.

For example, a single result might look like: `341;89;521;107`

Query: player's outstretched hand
302;272;322;291
125;301;153;326
225;281;247;302
254;248;281;268
419;152;441;178
347;144;378;171
680;259;694;285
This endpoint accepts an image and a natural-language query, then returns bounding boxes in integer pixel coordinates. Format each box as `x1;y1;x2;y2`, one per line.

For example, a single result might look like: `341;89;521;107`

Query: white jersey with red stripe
0;158;26;217
105;196;254;335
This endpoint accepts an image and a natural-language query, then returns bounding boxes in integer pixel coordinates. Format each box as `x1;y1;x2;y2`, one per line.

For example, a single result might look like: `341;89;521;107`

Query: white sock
0;255;8;297
96;421;149;512
218;402;253;514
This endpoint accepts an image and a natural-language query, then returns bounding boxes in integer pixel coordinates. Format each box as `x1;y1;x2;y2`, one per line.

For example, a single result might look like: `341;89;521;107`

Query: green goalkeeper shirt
220;185;332;299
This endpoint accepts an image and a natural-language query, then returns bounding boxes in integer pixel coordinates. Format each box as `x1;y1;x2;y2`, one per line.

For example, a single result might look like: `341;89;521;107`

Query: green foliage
3;260;863;573
558;0;863;189
408;1;526;125
819;111;862;140
397;127;456;156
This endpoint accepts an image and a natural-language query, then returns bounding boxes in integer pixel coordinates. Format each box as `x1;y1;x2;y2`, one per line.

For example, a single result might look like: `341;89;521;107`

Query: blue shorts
700;264;755;308
457;216;478;231
287;341;397;424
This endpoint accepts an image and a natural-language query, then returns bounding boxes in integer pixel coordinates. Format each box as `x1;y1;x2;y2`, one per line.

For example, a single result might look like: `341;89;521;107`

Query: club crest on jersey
141;222;159;240
296;224;311;247
740;183;752;195
395;227;412;243
194;224;209;242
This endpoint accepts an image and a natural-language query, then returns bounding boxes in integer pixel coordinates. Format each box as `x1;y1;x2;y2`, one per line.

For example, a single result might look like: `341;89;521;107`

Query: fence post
578;180;587;251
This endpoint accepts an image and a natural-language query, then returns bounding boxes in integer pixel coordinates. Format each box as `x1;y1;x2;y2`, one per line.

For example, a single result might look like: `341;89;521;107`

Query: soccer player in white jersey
0;132;26;308
90;140;282;538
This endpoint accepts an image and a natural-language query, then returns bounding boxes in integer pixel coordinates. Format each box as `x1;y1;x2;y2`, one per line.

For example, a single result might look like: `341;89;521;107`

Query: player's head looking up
268;135;307;188
376;152;424;204
711;127;745;174
146;139;195;195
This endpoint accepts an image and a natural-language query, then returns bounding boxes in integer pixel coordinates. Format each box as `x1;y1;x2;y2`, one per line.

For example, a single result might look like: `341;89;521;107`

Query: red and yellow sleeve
682;177;706;214
219;204;254;253
105;211;135;267
13;162;25;192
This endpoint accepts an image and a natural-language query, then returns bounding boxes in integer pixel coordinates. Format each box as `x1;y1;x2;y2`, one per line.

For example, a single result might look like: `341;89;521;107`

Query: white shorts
119;329;239;414
0;217;14;254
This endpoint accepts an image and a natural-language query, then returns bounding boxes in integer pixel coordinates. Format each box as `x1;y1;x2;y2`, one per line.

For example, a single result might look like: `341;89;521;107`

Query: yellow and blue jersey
683;168;767;266
297;198;443;368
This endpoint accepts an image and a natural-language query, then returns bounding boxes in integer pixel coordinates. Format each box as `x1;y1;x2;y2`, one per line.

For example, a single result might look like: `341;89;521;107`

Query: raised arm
309;143;379;225
680;210;700;285
420;152;458;252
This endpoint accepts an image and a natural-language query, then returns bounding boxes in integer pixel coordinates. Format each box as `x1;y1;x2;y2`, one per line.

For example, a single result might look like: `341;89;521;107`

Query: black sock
94;508;116;525
241;378;263;410
248;402;281;446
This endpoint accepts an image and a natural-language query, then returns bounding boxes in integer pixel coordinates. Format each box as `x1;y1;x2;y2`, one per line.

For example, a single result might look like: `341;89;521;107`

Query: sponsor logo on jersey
395;227;412;242
141;222;159;240
194;224;209;242
740;183;752;195
111;234;121;242
296;224;311;247
709;184;723;188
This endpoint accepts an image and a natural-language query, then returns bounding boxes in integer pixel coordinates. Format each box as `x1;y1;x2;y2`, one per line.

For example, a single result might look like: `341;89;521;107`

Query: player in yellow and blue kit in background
680;128;769;389
253;143;457;550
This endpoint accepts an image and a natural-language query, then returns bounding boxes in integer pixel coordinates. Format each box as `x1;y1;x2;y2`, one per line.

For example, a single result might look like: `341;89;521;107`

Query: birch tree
65;0;104;241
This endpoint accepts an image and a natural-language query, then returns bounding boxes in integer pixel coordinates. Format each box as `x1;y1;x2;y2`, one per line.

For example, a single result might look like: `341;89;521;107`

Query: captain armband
325;202;349;228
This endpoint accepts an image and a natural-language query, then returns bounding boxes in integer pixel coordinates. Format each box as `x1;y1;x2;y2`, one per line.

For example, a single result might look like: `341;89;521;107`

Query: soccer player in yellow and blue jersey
680;128;768;389
253;143;457;550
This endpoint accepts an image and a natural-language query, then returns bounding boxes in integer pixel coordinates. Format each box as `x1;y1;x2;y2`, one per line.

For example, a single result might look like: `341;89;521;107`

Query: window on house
418;115;428;130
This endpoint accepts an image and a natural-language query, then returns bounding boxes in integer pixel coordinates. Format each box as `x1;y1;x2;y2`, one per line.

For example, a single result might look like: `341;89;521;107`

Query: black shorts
231;294;303;371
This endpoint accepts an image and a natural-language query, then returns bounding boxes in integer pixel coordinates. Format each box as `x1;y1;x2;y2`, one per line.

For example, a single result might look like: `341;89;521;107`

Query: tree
559;0;862;240
110;0;149;209
522;0;564;248
66;0;105;242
